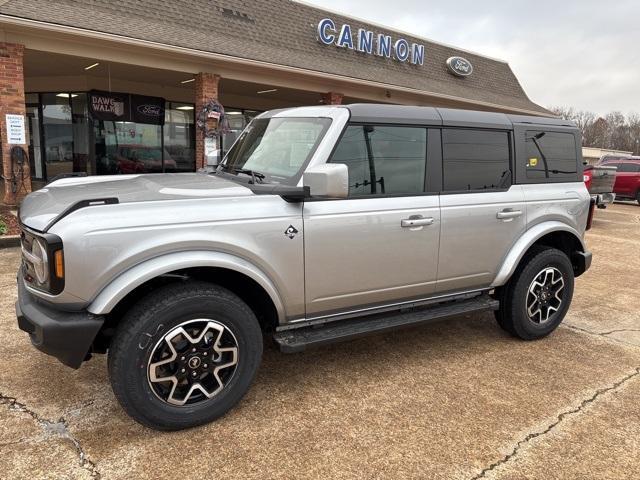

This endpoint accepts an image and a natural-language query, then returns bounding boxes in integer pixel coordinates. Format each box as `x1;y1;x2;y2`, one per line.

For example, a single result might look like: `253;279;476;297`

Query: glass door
26;104;45;185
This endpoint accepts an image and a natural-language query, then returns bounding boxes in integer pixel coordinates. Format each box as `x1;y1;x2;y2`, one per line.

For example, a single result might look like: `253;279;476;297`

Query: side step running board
273;294;499;353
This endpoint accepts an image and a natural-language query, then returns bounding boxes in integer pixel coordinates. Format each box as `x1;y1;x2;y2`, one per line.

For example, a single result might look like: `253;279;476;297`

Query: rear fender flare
491;222;586;287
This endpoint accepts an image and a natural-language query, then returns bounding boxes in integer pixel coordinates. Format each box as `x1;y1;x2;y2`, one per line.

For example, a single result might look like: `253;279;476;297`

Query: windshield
219;117;332;185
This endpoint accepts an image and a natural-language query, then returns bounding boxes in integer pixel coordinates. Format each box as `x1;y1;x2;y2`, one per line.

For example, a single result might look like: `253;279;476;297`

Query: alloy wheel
526;267;565;324
147;319;239;406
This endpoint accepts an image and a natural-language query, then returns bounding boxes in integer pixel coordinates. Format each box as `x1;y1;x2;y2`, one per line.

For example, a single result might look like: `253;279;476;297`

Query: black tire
108;281;263;430
494;246;574;340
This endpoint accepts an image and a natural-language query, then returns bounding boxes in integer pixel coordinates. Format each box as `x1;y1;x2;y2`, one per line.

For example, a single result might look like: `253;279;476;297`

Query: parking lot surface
1;202;639;480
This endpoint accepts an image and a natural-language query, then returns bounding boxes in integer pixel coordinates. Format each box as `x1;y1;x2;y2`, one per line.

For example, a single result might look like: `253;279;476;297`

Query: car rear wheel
494;247;574;340
108;281;262;430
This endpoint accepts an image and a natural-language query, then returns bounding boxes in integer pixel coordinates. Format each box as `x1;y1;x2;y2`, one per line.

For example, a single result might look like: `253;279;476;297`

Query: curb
0;235;20;249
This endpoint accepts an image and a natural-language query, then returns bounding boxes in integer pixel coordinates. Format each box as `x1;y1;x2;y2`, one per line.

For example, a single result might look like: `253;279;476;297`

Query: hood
19;173;253;232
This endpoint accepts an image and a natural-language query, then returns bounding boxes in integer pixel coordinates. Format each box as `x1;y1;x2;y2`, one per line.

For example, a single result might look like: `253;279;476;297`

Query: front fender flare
87;250;285;320
491;222;586;288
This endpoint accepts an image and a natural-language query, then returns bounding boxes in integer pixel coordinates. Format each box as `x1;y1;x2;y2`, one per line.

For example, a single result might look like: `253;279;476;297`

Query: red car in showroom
599;156;640;204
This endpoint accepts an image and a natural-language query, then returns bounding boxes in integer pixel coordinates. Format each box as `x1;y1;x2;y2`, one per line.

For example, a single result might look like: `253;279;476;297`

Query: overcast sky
301;0;640;116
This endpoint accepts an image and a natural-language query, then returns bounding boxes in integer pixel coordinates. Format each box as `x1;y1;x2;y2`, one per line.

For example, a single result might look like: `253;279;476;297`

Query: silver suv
16;105;593;430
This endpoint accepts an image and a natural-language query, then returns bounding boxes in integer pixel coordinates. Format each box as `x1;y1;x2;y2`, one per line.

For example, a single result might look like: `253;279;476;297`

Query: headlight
31;237;49;284
20;227;64;295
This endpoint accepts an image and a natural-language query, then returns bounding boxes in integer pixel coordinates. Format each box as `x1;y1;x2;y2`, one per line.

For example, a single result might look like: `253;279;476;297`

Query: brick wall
194;72;220;170
322;91;344;105
0;42;30;205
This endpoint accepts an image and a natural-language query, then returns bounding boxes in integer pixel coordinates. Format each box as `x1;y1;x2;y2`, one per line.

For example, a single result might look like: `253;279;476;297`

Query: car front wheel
494;247;574;340
108;281;263;430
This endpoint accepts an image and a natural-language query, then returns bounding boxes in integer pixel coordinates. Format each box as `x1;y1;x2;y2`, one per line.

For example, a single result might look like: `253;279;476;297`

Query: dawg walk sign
89;90;166;125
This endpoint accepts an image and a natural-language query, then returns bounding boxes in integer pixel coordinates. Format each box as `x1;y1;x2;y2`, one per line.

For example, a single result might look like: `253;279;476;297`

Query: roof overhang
0;13;551;116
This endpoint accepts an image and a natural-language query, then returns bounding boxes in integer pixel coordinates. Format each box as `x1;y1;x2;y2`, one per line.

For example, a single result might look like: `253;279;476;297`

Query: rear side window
525;131;578;181
330;125;427;196
442;129;511;191
616;163;640;173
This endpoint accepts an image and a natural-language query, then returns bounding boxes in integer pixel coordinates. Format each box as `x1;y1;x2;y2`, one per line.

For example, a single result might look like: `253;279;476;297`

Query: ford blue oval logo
137;104;162;116
446;56;473;77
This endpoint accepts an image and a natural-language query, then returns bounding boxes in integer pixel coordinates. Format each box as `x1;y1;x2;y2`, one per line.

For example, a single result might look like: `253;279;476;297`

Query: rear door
303;125;441;317
436;128;526;293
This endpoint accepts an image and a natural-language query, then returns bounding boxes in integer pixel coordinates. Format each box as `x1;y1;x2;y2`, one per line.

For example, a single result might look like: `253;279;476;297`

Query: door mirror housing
303;164;349;199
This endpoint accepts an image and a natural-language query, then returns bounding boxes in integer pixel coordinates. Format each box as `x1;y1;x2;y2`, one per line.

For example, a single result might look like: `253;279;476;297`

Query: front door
303;124;440;317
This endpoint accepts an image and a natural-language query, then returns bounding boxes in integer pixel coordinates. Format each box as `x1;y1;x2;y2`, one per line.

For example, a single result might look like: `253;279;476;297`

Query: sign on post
6;114;26;144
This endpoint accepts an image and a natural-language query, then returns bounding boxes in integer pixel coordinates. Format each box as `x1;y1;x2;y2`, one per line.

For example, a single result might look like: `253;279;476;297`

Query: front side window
221;117;331;185
442;129;511;191
330;125;427;196
525;131;578;181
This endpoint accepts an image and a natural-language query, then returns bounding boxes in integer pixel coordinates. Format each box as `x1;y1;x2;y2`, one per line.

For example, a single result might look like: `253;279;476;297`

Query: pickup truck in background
598;156;640;205
583;163;617;208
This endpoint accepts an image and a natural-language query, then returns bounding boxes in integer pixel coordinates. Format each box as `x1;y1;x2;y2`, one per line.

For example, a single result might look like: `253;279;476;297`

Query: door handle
496;209;523;220
401;216;435;228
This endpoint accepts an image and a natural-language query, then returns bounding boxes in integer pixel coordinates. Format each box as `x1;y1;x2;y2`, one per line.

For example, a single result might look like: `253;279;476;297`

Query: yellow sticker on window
528;157;538;167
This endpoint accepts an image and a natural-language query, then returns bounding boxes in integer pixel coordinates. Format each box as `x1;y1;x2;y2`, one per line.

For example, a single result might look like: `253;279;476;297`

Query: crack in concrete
470;367;640;480
565;324;640;348
0;393;101;479
601;329;640;336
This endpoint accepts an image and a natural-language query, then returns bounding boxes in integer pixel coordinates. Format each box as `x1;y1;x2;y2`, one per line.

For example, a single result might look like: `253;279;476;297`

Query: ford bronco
16;105;593;430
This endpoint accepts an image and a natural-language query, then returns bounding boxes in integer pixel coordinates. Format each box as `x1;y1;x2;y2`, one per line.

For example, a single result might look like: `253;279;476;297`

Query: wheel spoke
526;266;565;325
147;319;239;407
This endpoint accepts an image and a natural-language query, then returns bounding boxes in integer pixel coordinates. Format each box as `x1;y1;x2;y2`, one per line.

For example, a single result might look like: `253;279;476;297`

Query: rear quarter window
525;131;578;181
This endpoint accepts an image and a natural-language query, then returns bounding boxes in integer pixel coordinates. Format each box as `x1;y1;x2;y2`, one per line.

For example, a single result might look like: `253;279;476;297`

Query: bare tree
550;107;640;154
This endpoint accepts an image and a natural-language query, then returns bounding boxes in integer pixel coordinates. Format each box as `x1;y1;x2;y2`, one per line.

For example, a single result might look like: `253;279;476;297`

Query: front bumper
15;272;104;369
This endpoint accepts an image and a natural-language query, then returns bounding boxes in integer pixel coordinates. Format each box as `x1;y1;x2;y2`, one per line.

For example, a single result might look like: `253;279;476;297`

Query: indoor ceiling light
176;106;194;110
257;88;278;94
181;78;195;84
56;93;78;98
226;111;242;115
84;62;100;70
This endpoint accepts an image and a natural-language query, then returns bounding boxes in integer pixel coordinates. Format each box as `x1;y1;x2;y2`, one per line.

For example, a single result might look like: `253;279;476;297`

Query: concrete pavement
0;202;638;479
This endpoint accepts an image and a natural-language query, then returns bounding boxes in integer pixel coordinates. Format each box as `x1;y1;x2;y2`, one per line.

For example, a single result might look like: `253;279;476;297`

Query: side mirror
303;164;349;198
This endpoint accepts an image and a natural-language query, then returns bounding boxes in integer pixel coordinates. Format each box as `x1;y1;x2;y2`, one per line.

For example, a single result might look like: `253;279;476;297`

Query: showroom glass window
442;129;511;191
524;131;578;181
222;108;261;154
96;120;163;174
41;93;75;180
164;102;196;172
330;125;427;196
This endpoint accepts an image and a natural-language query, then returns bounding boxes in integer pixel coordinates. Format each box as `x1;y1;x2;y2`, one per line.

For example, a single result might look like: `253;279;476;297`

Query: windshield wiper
233;168;265;184
219;164;265;184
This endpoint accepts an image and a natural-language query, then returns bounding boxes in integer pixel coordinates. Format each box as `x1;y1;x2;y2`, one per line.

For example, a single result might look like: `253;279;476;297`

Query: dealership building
0;0;550;204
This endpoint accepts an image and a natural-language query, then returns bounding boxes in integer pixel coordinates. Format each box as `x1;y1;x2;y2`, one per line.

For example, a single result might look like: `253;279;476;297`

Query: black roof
345;104;576;129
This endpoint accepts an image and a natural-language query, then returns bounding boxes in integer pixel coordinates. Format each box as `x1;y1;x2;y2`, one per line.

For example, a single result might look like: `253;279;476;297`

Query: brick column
321;91;344;105
1;42;30;205
194;72;221;170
